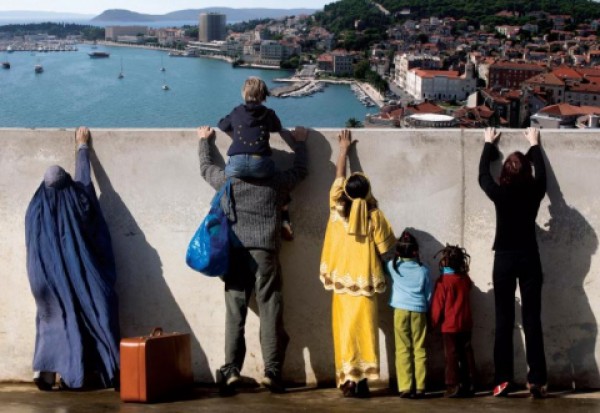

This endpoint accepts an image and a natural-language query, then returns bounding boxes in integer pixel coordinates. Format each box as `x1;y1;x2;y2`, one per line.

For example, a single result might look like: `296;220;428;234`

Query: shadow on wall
90;150;213;383
470;284;495;387
273;130;337;386
537;155;599;389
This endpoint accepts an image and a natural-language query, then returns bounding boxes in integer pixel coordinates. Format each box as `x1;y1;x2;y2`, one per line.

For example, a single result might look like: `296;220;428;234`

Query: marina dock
272;76;384;107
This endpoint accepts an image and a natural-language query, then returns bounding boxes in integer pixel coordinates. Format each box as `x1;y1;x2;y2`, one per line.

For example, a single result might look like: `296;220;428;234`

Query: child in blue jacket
387;230;432;398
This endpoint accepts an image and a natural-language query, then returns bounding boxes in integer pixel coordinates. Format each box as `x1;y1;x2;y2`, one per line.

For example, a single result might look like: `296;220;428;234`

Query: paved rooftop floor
3;384;600;413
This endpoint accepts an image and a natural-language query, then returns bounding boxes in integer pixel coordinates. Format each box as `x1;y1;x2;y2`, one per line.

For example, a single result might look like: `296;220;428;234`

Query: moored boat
88;51;110;58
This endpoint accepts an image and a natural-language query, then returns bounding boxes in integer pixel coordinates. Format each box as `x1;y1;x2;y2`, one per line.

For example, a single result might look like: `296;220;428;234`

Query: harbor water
0;45;378;128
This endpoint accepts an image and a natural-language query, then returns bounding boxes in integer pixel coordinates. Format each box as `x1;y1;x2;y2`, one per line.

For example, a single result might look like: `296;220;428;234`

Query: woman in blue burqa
25;127;120;390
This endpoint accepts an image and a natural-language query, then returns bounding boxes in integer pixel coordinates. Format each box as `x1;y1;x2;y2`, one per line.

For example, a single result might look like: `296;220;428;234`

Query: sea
0;44;378;128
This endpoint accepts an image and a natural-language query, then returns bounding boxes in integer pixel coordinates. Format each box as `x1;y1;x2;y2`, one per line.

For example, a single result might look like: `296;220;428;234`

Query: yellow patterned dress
320;177;396;386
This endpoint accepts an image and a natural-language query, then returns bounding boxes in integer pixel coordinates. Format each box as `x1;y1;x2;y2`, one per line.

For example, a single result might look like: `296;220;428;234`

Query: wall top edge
0;128;593;132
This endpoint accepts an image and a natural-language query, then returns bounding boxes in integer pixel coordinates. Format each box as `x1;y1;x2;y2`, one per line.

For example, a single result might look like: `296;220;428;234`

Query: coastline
93;41;292;71
88;40;382;107
94;40;174;52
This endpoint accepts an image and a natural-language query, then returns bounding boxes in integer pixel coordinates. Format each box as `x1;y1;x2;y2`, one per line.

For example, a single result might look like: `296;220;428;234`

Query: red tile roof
524;72;565;86
490;61;546;71
569;83;600;93
406;101;445;114
552;65;583;80
539;103;600;116
412;69;460;78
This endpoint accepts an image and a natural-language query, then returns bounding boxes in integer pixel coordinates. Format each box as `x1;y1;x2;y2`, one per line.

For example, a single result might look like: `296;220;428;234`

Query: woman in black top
478;127;547;398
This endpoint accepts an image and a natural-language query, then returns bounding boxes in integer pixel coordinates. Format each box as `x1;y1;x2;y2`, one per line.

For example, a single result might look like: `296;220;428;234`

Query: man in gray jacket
197;125;308;394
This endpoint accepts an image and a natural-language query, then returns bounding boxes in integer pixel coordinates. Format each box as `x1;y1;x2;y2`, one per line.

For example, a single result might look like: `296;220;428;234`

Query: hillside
377;0;600;21
315;0;600;34
0;10;94;20
92;7;319;23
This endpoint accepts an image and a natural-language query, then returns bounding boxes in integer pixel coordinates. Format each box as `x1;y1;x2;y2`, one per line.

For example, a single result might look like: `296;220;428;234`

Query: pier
271;81;327;98
272;76;385;107
1;42;78;52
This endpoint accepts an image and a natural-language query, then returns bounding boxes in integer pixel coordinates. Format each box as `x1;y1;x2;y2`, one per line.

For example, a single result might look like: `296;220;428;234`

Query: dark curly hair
435;244;470;275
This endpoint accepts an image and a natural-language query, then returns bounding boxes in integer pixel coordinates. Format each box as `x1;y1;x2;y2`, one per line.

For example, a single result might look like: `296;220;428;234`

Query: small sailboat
161;70;169;90
1;53;9;69
34;58;43;73
160;56;166;72
118;57;124;79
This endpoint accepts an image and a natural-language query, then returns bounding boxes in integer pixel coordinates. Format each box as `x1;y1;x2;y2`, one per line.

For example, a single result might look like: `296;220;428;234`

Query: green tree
346;117;364;128
353;60;370;79
417;33;429;44
280;55;301;69
183;25;198;39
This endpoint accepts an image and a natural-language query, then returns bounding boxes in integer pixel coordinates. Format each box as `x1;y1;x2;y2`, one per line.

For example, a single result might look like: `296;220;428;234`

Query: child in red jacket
431;245;476;398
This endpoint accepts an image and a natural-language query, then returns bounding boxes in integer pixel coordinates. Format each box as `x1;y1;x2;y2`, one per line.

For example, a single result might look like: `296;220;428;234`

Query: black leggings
493;251;547;386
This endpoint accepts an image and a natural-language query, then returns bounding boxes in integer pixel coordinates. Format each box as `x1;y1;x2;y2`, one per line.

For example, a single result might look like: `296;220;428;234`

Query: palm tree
346;117;364;128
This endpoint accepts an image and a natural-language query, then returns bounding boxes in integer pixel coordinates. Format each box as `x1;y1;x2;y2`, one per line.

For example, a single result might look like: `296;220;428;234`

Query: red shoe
493;381;510;397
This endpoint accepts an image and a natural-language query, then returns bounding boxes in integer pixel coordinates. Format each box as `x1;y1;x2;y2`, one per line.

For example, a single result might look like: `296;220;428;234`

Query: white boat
118;57;124;79
162;84;170;91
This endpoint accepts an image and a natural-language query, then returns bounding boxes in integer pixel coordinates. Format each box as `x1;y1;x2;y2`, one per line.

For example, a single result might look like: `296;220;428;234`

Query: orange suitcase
120;327;193;402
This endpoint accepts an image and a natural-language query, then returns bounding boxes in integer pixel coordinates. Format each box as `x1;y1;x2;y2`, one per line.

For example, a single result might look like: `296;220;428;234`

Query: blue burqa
25;149;120;389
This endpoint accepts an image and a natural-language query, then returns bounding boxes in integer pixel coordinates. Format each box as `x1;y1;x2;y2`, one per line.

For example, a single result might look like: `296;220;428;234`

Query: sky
0;1;332;15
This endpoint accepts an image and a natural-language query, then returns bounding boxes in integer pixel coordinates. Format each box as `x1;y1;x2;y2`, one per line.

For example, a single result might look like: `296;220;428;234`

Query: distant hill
92;8;319;23
0;10;94;20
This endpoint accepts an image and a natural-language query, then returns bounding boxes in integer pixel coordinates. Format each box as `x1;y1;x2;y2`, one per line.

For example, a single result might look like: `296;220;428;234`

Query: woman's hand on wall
484;127;500;144
524;127;540;147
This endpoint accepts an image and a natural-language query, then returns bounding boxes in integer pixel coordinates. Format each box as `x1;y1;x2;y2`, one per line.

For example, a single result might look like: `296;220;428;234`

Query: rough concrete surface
2;384;600;413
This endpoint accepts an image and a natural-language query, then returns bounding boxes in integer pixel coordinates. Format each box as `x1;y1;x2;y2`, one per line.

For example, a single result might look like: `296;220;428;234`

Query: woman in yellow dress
320;129;397;397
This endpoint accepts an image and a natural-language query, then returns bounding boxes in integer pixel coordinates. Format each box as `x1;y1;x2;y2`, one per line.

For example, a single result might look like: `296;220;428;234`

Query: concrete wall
1;128;600;389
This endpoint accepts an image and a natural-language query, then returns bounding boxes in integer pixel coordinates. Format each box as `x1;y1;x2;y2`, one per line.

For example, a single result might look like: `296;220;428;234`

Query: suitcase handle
150;327;163;337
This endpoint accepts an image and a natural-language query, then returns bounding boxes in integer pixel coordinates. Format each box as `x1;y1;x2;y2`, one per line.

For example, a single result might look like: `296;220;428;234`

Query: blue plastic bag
186;180;234;276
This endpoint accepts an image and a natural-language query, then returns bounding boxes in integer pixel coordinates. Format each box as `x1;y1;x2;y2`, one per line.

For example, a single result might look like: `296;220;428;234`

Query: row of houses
361;8;600;128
